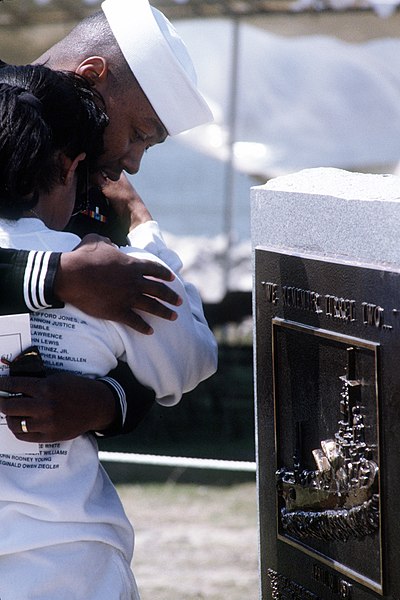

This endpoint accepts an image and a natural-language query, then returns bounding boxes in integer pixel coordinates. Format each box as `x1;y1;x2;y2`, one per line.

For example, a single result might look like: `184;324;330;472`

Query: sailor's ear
75;56;109;85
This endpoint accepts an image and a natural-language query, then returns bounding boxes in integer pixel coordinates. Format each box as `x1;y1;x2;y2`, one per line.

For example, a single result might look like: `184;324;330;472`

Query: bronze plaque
254;249;400;600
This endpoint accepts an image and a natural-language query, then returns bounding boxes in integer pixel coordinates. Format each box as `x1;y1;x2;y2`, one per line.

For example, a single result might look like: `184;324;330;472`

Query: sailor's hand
0;373;119;442
55;234;182;334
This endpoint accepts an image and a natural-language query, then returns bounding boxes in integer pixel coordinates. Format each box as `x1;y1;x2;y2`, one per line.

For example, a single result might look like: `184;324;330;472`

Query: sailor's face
92;83;168;187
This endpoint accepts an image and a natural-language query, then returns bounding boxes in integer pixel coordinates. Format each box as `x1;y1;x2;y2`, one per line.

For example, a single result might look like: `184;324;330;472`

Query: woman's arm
114;221;218;407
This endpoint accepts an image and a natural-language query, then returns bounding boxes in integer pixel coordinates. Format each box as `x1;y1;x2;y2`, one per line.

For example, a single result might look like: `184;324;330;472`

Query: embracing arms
0;176;216;441
0;178;182;440
0;237;181;334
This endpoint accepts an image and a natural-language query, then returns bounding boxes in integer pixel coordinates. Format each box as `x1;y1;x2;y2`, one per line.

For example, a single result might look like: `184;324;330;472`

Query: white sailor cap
101;0;213;136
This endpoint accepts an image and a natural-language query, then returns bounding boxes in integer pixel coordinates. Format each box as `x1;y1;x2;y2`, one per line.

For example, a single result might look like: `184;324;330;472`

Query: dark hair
0;63;108;218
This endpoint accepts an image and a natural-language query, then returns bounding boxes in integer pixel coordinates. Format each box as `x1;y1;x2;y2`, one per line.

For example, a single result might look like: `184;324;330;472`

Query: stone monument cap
251;167;400;267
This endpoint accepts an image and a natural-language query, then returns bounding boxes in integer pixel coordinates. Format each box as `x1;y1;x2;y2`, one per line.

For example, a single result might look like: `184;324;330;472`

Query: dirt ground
117;481;260;600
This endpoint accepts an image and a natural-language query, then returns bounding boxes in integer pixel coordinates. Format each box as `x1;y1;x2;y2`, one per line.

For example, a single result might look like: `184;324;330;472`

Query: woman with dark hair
0;63;217;599
0;63;107;223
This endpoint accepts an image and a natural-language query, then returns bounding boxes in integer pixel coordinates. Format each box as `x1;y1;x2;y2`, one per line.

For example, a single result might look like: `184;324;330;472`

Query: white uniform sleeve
112;221;218;407
127;220;183;273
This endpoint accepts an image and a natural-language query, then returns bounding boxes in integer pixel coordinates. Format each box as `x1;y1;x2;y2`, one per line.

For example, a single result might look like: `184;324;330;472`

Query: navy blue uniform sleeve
0;248;63;315
96;361;155;436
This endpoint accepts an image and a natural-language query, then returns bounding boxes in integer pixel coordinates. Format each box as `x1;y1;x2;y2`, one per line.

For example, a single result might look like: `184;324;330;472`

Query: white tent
177;19;400;178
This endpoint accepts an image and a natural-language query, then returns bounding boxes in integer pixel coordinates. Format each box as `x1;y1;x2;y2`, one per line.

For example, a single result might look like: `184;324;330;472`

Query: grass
116;481;259;600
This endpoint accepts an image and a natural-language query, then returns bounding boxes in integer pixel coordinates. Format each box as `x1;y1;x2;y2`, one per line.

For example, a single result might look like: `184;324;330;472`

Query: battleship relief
276;347;379;543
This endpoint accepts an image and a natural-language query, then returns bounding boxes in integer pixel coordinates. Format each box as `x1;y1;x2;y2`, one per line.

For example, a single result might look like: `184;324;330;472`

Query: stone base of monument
251;168;400;600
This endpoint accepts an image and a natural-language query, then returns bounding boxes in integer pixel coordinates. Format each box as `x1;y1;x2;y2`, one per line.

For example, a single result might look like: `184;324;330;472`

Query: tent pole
223;16;240;296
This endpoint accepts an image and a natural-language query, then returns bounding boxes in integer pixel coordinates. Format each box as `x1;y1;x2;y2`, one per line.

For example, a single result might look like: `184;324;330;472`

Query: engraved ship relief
276;347;379;542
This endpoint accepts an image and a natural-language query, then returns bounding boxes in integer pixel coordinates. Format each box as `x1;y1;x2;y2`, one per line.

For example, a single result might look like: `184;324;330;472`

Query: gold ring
21;419;28;434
